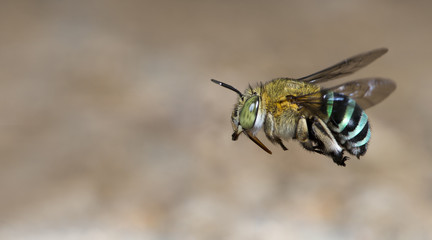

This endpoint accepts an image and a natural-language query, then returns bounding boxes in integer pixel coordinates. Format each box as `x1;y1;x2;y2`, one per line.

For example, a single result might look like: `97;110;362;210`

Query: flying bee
211;48;396;166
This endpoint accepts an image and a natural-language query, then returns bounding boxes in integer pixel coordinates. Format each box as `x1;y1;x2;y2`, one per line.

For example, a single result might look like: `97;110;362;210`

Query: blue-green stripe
326;92;334;120
353;128;371;147
337;98;356;132
346;111;368;140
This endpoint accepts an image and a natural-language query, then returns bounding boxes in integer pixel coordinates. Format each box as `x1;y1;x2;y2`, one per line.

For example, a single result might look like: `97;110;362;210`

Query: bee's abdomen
321;91;370;157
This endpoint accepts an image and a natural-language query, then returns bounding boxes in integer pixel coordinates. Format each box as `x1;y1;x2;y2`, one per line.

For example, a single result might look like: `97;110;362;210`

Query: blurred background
1;0;431;239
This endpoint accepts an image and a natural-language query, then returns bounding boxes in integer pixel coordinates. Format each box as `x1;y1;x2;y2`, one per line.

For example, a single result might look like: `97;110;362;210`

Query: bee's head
231;94;260;140
211;79;271;154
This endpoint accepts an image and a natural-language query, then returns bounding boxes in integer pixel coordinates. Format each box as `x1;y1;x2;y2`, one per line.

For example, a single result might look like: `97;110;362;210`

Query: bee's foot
275;138;288;151
333;155;349;167
312;145;324;154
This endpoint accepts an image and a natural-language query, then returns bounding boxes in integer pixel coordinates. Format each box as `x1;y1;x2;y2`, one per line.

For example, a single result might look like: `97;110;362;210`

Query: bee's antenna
211;79;243;98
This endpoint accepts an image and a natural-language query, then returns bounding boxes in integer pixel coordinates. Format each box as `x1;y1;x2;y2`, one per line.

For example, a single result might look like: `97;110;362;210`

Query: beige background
1;0;431;239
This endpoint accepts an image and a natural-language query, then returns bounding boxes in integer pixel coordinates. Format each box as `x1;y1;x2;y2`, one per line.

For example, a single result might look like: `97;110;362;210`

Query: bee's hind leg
310;117;348;166
296;116;348;166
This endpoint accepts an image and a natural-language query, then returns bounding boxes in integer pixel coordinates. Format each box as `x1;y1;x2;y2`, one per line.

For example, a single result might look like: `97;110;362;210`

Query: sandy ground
1;0;432;239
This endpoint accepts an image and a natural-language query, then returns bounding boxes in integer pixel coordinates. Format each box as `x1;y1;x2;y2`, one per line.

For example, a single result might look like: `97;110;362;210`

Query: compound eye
239;96;259;130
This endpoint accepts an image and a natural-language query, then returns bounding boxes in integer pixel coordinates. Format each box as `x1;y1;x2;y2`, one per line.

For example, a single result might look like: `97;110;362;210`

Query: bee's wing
297;48;388;84
326;78;396;109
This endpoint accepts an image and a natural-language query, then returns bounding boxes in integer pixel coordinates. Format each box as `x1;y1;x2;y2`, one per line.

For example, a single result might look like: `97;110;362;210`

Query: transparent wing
297;48;388;84
326;78;396;109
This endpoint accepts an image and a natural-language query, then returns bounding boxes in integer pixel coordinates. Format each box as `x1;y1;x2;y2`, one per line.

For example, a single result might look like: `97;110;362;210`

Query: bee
211;48;396;166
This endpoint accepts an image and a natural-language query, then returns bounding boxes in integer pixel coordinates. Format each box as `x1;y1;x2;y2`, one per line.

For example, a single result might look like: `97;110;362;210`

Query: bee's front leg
264;114;288;151
275;137;288;151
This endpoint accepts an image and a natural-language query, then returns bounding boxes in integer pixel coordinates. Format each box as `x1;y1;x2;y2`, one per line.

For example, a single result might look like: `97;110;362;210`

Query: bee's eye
239;96;259;130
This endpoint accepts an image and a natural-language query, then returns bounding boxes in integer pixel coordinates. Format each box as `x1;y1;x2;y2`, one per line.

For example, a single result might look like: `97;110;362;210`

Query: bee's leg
310;117;348;166
264;114;288;151
296;116;317;152
275;137;288;151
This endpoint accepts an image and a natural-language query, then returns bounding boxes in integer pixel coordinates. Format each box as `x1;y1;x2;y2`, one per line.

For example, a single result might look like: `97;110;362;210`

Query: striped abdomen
321;91;370;157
